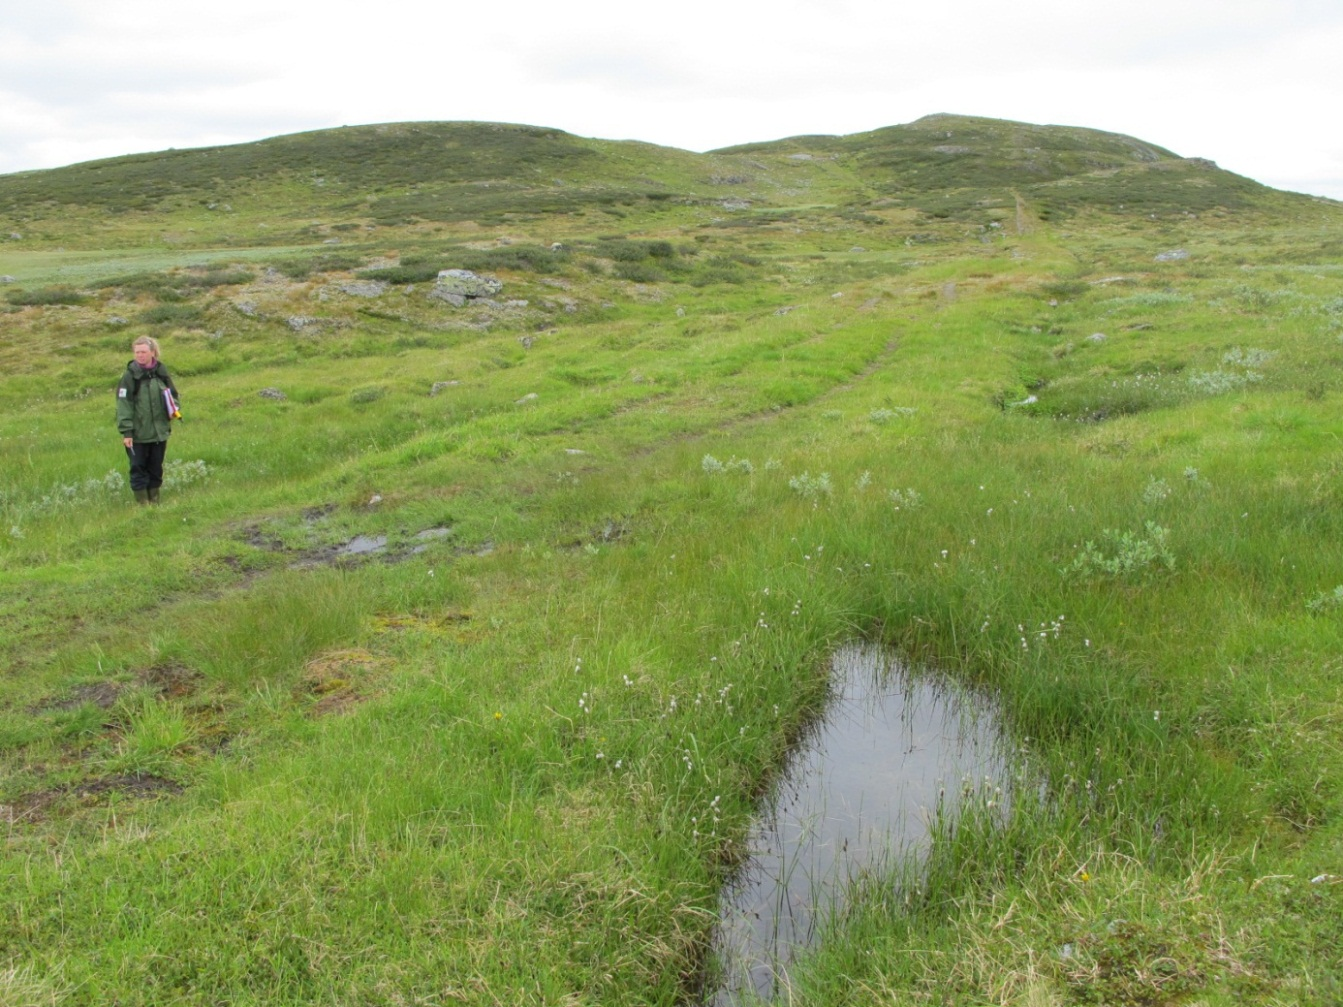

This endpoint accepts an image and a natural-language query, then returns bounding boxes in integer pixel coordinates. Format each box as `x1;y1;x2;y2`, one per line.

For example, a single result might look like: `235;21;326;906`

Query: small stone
430;380;460;395
0;275;14;283
1087;332;1107;343
516;392;539;405
1154;249;1189;262
337;280;387;298
258;387;287;401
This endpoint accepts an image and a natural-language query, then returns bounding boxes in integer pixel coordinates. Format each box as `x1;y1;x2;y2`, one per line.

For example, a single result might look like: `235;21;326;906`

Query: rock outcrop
429;269;503;307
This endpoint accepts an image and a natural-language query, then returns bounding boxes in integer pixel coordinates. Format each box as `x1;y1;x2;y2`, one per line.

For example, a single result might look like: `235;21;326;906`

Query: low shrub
271;252;365;279
6;286;88;306
358;264;442;283
358;245;569;283
593;239;677;262
614;262;666;283
140;304;204;326
1065;521;1175;580
179;269;253;288
349;385;385;404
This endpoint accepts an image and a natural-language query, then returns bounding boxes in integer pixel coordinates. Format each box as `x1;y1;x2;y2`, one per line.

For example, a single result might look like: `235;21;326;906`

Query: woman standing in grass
115;335;181;504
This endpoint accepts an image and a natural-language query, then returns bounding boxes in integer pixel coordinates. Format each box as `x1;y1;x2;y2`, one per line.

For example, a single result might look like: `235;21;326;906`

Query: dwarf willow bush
1065;521;1175;580
161;459;210;490
788;471;833;500
1;470;125;526
1141;477;1172;505
1305;585;1343;613
869;406;916;423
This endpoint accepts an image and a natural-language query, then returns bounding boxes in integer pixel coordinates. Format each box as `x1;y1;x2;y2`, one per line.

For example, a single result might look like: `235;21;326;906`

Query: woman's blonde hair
132;335;160;355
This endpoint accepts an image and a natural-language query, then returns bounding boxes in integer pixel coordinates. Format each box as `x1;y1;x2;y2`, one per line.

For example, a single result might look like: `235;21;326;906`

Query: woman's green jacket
115;360;180;443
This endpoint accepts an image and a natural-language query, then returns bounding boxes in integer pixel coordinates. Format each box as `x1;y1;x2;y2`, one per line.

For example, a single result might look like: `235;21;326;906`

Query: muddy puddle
709;644;1015;1004
337;534;389;556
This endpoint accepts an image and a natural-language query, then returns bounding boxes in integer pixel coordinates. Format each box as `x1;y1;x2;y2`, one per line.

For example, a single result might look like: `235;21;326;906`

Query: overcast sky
2;0;1340;200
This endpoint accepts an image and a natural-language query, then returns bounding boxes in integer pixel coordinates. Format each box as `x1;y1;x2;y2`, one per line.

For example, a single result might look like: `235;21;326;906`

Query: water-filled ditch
709;644;1017;1004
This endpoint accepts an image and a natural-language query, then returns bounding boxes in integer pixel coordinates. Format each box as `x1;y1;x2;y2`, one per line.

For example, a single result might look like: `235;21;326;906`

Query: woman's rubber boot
134;489;150;505
147;487;161;504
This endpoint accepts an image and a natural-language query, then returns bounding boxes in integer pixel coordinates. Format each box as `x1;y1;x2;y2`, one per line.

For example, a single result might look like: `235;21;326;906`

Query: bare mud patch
299;647;392;717
31;681;124;713
4;773;183;825
139;661;204;699
238;510;459;569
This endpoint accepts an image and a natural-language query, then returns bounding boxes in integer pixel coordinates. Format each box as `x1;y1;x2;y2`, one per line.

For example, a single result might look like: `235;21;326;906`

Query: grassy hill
1;115;1341;1006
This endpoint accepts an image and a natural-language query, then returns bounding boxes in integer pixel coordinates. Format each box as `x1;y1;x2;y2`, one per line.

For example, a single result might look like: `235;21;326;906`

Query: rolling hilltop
0;113;1310;248
1;112;1328;363
2;114;1343;1006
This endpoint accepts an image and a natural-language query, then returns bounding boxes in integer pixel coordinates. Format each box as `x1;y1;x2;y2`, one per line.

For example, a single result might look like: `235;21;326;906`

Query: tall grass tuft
175;569;371;688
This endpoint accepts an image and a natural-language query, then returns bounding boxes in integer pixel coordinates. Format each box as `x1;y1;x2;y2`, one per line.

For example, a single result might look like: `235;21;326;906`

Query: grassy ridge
1;115;1341;1004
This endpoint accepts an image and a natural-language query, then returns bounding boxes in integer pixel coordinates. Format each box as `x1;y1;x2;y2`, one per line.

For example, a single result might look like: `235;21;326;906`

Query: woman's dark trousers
126;440;167;492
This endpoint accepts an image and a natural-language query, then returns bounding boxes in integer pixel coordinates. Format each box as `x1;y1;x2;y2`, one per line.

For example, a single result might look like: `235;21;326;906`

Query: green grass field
1;114;1341;1005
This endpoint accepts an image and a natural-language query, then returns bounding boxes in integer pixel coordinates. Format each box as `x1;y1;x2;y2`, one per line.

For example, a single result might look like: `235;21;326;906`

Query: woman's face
133;344;155;367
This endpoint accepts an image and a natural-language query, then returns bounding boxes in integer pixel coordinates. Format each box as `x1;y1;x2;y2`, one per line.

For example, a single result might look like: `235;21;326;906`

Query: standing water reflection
710;644;1015;1004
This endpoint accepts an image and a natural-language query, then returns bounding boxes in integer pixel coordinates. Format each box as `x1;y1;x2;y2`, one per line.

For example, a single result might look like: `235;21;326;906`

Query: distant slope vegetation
717;113;1281;221
0;123;595;206
0;113;1313;245
0;121;726;234
719;113;1180;185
